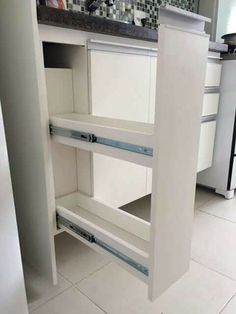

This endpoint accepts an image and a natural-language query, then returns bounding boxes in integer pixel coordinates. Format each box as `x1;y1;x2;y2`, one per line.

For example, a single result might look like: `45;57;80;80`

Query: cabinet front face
89;48;153;206
197;121;217;172
89;49;150;121
202;93;219;116
205;62;222;87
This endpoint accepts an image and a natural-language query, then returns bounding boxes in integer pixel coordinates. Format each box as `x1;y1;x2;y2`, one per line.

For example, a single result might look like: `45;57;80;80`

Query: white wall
198;0;219;40
216;0;236;41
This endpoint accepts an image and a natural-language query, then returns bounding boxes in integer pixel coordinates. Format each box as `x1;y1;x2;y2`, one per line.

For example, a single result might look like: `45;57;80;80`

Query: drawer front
205;62;222;87
198;121;217;172
202;93;219;116
147;121;217;191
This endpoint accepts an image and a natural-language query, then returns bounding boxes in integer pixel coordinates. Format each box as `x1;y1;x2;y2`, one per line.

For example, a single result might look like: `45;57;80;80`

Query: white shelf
50;113;154;167
56;192;150;280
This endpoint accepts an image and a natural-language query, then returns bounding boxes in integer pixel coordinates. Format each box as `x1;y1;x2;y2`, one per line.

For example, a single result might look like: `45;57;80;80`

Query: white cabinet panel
147;57;156;197
149;56;157;124
205;62;222;87
230;158;236;190
148;121;217;192
51;142;78;198
90;50;150;121
0;105;28;314
46;69;78;198
198;121;216;172
0;1;57;285
146;168;152;195
202;93;219;116
148;24;209;300
45;68;74;115
90;49;151;206
93;153;147;207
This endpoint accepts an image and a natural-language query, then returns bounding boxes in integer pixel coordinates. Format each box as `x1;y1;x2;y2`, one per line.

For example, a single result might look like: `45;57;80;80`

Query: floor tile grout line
30;285;73;313
57;270;75;286
29;264;110;314
76;261;112;285
194;193;217;210
191;258;236;282
75;285;108;314
219;291;236;313
196;207;236;225
57;261;112;286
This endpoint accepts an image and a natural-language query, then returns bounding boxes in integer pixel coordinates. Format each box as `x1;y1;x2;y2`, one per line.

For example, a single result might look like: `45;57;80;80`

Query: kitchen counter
37;5;228;52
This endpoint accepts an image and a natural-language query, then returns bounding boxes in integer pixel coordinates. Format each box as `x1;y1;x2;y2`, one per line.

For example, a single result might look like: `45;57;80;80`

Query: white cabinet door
202;93;219;116
90;49;150;121
90;49;151;206
197;121;217;172
205;62;222;87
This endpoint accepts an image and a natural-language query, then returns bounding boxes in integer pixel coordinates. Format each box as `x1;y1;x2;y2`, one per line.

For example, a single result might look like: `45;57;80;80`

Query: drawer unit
205;62;222;87
202;92;219;116
46;18;209;301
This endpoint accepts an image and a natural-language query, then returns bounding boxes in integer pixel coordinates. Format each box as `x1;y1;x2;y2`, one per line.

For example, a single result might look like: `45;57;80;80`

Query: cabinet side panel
149;26;209;300
45;68;78;198
0;105;28;314
0;0;57;283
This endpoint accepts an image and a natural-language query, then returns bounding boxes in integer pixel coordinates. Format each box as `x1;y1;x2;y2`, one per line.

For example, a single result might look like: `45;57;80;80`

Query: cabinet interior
43;42;152;253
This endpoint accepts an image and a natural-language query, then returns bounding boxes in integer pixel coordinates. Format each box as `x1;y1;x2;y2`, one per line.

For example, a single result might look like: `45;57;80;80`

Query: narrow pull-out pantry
42;6;211;300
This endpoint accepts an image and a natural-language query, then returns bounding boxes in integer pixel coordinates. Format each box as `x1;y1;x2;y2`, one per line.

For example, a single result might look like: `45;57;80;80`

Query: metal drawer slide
50;125;153;156
57;214;149;276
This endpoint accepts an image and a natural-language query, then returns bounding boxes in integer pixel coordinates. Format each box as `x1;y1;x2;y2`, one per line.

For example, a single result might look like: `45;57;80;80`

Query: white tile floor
24;187;236;314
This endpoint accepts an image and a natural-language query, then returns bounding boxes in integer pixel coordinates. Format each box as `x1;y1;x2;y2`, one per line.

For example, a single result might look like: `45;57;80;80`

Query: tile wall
46;0;196;29
137;0;195;29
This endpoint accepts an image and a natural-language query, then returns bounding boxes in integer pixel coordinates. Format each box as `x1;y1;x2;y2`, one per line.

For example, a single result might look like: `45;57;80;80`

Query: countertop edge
37;6;158;42
37;6;228;52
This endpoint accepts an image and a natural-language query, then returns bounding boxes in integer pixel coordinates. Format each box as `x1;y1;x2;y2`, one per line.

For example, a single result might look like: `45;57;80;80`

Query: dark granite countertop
37;6;228;52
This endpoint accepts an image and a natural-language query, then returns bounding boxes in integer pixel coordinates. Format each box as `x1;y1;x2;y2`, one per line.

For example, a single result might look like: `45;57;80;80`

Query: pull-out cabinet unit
46;6;210;300
0;2;210;302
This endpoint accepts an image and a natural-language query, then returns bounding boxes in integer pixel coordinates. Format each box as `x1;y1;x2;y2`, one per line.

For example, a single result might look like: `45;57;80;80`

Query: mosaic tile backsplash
51;0;195;29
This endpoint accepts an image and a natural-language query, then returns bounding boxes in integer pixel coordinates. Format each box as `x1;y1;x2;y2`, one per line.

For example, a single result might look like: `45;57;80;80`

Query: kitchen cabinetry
89;43;221;206
0;1;210;302
197;58;236;199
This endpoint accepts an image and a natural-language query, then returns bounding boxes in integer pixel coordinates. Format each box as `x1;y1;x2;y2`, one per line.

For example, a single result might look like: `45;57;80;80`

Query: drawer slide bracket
57;214;149;276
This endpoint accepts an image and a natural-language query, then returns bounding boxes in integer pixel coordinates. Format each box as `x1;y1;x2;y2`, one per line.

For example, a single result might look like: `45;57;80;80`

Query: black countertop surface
37;6;228;52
